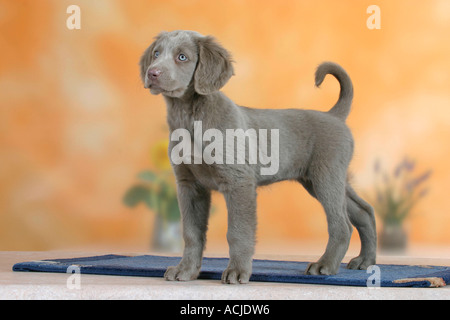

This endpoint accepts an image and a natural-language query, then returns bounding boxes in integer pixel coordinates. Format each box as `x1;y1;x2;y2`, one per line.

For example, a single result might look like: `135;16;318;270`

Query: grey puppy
139;30;376;284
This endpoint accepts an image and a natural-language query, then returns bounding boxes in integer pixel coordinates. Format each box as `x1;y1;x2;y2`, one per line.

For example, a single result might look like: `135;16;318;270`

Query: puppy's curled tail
315;62;354;121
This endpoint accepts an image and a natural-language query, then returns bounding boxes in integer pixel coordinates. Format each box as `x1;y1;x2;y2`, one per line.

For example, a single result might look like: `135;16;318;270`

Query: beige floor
1;247;449;300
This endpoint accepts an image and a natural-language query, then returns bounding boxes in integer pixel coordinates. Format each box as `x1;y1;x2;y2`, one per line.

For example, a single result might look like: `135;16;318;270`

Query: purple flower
376;190;384;204
394;157;416;177
374;159;381;173
406;170;432;192
404;158;416;172
418;188;429;198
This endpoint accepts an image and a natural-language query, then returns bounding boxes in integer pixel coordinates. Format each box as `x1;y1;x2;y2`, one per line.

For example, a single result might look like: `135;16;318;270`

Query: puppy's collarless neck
164;90;217;132
164;89;216;116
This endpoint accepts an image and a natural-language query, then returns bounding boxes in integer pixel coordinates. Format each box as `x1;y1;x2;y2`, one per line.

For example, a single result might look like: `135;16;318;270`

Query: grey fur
139;30;377;284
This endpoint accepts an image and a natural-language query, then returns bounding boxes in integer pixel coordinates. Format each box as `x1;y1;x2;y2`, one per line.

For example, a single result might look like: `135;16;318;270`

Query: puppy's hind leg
303;173;353;275
346;184;377;270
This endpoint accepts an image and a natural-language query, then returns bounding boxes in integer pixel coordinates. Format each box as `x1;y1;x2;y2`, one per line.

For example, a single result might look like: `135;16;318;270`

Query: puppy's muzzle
148;68;162;80
145;67;163;89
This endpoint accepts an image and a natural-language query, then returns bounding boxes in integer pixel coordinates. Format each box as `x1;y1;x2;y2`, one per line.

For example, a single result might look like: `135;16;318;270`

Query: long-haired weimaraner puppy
139;30;376;284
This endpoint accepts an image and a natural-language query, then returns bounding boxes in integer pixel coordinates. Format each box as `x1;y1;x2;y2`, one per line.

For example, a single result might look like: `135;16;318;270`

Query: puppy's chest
167;102;205;135
187;164;222;190
168;112;194;133
167;110;222;190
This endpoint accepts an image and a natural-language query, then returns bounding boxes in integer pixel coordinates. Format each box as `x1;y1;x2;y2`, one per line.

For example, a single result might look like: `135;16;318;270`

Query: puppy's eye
154;51;160;59
177;54;188;62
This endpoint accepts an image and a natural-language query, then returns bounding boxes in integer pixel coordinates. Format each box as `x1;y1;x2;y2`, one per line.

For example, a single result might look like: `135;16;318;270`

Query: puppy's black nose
148;68;162;79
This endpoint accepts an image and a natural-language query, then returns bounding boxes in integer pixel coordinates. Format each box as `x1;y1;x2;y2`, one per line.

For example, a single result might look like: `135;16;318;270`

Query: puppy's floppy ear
139;42;156;85
140;32;167;85
194;36;234;95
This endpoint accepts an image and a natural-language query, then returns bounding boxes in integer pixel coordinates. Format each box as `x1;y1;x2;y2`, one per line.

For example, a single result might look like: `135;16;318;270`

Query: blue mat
12;254;450;288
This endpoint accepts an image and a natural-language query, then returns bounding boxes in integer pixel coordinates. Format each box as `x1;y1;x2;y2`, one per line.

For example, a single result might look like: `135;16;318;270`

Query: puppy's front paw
164;264;200;281
347;255;376;270
221;266;251;284
305;260;339;275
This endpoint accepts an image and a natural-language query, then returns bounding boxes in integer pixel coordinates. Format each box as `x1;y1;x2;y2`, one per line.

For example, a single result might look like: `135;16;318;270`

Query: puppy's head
140;30;234;98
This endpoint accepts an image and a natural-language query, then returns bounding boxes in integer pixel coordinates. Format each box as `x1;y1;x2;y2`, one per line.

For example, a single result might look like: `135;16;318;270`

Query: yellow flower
151;139;171;170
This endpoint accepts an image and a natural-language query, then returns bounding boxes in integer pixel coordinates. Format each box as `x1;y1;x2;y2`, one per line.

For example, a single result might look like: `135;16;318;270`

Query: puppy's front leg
221;183;257;284
164;181;211;281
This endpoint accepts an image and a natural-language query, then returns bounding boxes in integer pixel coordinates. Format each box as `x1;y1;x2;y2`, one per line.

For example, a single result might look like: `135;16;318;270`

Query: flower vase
379;223;408;253
152;214;182;253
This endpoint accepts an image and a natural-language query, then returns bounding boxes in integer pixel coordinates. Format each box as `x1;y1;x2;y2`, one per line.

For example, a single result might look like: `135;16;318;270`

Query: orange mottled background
1;0;449;253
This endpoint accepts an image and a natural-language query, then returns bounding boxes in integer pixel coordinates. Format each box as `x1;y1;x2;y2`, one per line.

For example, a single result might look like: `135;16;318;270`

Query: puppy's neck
164;87;215;132
163;84;197;106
